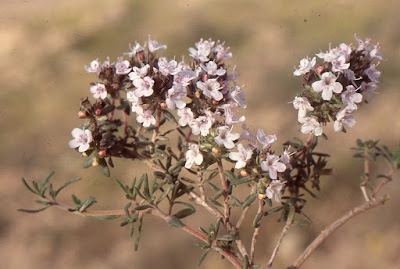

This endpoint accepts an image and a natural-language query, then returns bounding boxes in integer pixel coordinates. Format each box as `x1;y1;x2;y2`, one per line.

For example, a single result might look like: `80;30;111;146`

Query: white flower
260;154;286;180
214;126;240;149
293;56;316;76
292;96;314;121
90;83;107;100
228;84;246;108
185;144;203;169
68;128;93;152
364;64;381;83
266;180;286;202
360;82;377;103
126;91;143;112
280;149;293;170
300;116;323;136
312;72;343;101
333;108;356;132
239;124;255;144
84;59;101;75
256;129;277;150
341;85;363;110
229;143;253;169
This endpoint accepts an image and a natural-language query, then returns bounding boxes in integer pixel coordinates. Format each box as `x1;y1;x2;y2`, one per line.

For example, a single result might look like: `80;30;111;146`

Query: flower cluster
292;34;382;135
69;37;290;202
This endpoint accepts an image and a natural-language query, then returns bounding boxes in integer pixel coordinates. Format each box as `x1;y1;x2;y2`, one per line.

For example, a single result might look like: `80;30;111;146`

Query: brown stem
217;160;230;225
289;195;389;269
372;167;395;197
268;212;293;266
236;185;256;230
109;97;116;121
250;198;264;264
151;105;162;149
360;151;371;201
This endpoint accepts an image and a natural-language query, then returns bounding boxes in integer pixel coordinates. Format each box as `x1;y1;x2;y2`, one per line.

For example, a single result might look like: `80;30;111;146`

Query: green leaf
166;216;183;228
251;265;261;269
54;178;81;197
129;223;135;238
21;177;37;195
217;234;235;241
89;215;120;220
83;154;94;168
265;206;283;216
252;212;263;227
35;200;50;205
156;184;174;204
163;110;178;125
134;205;153;211
198;249;211;266
124;202;132;218
230;176;253;186
174;208;195;219
18;206;50;213
135;217;143;251
223;170;236;182
97;159;111;177
71;194;81;208
242;255;249;269
40;171;55;190
241;193;257;209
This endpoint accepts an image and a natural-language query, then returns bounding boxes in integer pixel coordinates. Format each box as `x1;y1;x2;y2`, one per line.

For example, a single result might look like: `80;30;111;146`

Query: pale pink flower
166;86;187;110
261;154;286;180
256;129;277;150
197;78;223;101
185;144;203;169
84;59;101;75
300;116;323;136
115;59;131;75
266;180;286;202
90;83;107;100
364;64;381;83
341;85;363;110
229;144;253;169
158;57;178;76
292;96;314;120
200;61;226;76
129;65;150;81
176;108;193;128
212;42;232;62
293;56;316;76
124;42;144;57
312;72;343;101
214;126;240;149
189;111;214;136
132;76;154;97
148;37;167;53
189;38;215;62
68;128;93;152
136;107;155;127
228;85;246;108
333;108;356;132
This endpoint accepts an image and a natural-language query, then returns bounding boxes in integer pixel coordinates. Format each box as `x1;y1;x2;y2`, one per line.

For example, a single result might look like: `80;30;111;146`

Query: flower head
90;83;107;100
299;116;323;136
293;56;316;76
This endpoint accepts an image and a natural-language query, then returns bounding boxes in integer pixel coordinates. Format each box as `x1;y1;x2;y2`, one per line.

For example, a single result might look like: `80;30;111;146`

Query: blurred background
1;0;399;268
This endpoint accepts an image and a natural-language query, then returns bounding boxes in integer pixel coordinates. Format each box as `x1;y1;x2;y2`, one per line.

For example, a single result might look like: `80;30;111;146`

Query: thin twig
217;160;230;225
360;151;371;201
268;213;293;266
372;167;395;197
289;195;389;269
197;169;206;200
250;198;264;264
236;185;256;230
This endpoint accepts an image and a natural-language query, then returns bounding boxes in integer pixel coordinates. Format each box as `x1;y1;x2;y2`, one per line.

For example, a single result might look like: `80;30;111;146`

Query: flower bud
195;91;201;99
316;65;324;74
258;193;267;200
160;102;167;109
240;170;248;177
98;150;107;157
92;158;99;167
77;111;86;118
212;147;219;155
95;109;101;116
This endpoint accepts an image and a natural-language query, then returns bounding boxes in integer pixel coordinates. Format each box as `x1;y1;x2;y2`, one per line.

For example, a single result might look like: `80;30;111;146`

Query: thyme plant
20;35;399;269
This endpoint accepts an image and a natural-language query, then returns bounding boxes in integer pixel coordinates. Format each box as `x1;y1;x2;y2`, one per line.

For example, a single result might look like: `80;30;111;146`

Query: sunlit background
2;1;400;268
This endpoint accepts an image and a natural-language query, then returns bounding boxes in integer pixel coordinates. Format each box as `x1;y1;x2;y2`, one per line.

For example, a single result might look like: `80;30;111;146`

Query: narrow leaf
198;249;211;266
166;216;183;228
18;206;50;213
241;193;257;209
54;178;81;197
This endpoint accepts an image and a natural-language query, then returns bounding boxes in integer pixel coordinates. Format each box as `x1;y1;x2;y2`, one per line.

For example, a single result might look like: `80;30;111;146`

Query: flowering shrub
20;35;399;269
